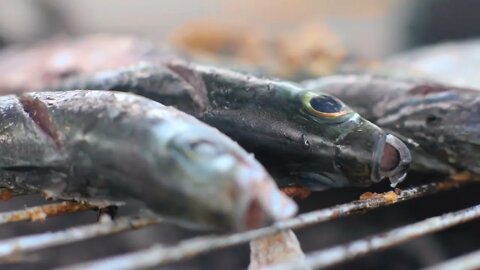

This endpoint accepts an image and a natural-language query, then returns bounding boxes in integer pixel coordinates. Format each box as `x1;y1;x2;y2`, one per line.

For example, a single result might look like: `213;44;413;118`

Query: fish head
162;120;297;231
280;88;411;188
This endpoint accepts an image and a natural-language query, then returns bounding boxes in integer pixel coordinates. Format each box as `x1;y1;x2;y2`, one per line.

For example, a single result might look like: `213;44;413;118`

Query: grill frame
0;178;477;269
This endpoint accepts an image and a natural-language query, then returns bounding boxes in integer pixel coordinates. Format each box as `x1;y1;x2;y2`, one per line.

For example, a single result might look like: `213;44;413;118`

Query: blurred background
1;0;479;57
1;0;480;269
0;0;406;57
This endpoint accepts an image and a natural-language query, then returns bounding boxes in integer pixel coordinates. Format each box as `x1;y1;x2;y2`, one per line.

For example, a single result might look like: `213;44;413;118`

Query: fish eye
189;140;224;157
302;92;349;118
169;136;227;161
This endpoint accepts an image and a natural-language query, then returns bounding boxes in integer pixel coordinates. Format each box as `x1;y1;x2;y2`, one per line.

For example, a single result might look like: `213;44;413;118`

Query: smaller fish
303;75;480;175
0;90;297;231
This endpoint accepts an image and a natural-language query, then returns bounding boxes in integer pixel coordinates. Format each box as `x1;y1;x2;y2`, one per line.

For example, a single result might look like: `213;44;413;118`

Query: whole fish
0;90;296;231
46;62;411;189
303;75;480;175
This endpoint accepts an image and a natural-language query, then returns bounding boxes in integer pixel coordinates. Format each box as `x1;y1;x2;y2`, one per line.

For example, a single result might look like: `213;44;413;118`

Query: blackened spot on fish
409;84;448;95
18;95;62;148
96;205;118;221
166;61;209;114
426;115;441;125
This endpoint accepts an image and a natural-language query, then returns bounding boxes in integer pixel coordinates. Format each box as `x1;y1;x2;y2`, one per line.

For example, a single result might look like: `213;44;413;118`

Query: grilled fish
0;90;297;231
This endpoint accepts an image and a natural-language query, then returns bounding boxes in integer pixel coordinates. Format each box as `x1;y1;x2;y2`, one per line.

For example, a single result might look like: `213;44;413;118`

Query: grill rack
0;179;478;269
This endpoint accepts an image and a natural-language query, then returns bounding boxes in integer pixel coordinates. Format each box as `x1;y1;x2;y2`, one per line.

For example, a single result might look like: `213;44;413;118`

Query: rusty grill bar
0;178;477;269
0;201;94;225
0;215;161;260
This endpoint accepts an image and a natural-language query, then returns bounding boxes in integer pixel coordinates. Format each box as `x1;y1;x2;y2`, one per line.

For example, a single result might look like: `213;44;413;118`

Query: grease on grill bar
51;179;469;270
0;201;94;224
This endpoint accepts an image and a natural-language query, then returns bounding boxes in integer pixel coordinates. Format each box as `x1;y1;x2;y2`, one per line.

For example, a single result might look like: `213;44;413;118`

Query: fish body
0;90;296;231
303;75;480;174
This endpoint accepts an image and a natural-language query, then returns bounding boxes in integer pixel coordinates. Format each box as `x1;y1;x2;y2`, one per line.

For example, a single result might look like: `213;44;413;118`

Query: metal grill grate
0;178;478;269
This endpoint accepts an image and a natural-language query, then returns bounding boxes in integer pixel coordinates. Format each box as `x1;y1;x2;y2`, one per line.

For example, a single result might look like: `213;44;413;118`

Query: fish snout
377;134;412;187
234;164;298;231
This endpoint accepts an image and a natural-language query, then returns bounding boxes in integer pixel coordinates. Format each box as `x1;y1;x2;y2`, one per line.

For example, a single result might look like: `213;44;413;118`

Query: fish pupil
310;96;344;113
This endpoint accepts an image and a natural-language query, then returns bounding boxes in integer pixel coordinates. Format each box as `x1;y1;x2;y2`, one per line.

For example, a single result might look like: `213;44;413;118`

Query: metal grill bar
58;179;468;270
267;204;480;270
0;201;94;224
57;244;166;270
423;249;480;270
0;215;161;261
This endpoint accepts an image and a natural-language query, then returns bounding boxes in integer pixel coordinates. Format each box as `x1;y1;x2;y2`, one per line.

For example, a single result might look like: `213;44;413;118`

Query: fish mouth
234;164;298;231
240;180;298;231
334;125;411;187
372;134;412;187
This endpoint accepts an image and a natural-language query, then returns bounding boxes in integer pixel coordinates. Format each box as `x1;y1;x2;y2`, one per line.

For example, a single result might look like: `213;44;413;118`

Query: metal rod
423;249;480;270
56;244;166;270
0;201;94;225
59;179;468;270
0;215;161;261
267;204;480;270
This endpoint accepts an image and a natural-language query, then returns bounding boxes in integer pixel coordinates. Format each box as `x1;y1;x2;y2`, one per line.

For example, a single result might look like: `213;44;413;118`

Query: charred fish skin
49;62;411;189
303;75;480;175
0;90;297;232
